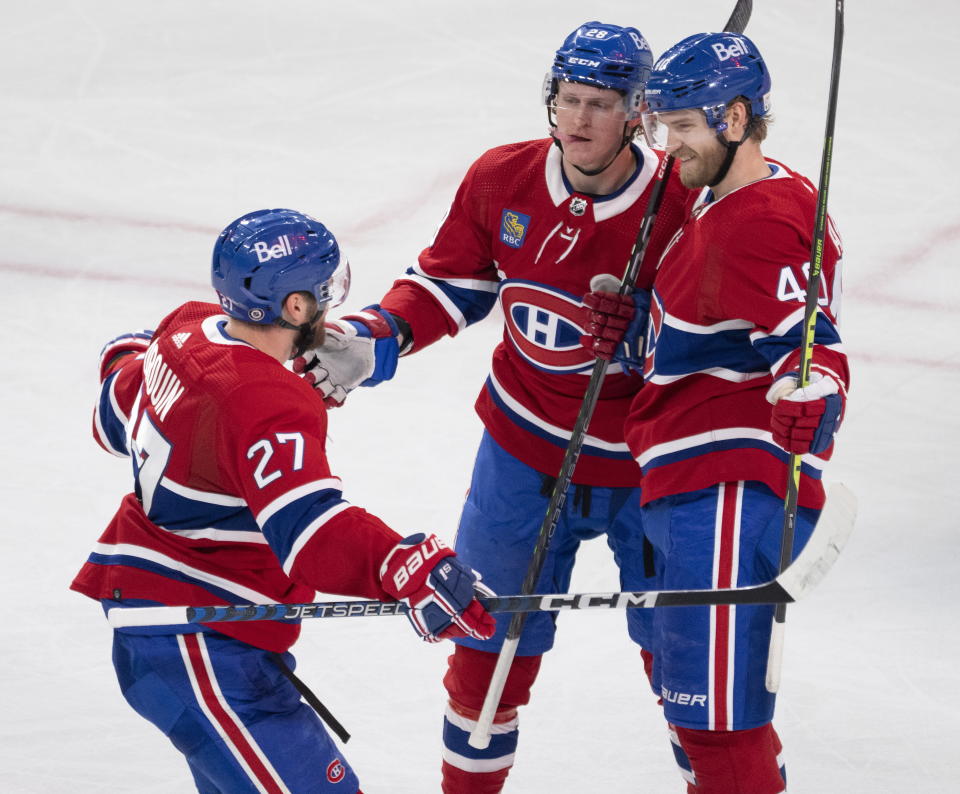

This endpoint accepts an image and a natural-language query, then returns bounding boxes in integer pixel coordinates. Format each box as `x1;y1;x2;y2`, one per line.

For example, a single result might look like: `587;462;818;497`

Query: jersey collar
544;141;660;221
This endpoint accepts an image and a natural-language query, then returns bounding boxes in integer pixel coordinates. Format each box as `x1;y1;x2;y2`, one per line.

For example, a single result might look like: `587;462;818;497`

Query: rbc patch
500;209;530;249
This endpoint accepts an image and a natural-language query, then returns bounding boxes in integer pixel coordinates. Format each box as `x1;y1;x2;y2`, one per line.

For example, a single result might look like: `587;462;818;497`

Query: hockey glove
767;371;845;455
379;533;496;643
292;305;401;407
579;287;651;372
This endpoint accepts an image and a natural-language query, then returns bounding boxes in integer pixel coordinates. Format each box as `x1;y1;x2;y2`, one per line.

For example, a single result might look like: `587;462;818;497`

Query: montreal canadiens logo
326;759;346;783
500;281;593;373
643;292;664;378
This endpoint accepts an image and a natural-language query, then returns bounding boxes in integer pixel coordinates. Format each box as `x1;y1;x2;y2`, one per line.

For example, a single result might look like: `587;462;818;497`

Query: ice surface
2;1;958;791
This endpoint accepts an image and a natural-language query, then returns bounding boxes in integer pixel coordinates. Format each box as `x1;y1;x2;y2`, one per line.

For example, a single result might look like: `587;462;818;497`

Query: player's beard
677;139;727;189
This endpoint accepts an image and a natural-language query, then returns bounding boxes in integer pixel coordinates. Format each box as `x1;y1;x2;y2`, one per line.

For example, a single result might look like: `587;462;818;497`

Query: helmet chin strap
707;119;756;188
277;308;323;359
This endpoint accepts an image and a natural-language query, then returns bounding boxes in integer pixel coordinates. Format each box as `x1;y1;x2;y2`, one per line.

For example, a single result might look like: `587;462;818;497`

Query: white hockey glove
292;305;401;407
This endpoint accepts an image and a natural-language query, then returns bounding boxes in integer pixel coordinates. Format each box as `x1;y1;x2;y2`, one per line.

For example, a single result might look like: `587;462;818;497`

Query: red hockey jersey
625;160;849;508
380;138;688;486
72;302;401;652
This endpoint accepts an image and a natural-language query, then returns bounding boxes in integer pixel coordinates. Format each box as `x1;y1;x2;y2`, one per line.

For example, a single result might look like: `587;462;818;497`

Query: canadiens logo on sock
326;759;346;783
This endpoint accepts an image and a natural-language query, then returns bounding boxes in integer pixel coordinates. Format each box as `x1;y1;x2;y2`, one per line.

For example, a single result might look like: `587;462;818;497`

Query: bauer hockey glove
379;533;496;643
579;285;651;373
767;371;845;455
292;305;401;406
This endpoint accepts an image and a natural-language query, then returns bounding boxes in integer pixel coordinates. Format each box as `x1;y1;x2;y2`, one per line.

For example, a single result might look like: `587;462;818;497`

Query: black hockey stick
466;0;757;751
766;0;846;694
723;0;753;35
107;484;854;629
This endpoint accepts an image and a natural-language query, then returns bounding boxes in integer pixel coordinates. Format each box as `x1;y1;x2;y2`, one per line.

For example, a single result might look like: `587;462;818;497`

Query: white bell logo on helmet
252;234;294;263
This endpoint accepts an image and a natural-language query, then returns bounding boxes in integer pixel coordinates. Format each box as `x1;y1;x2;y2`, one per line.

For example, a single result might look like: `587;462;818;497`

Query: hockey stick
766;0;846;694
107;484;854;629
465;0;757;751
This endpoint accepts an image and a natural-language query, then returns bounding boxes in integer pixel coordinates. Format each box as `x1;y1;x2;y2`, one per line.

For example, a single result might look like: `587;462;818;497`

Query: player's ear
725;99;750;138
281;291;310;324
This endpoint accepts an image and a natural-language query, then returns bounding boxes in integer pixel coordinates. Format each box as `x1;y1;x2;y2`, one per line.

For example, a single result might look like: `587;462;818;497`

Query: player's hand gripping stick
379;534;496;643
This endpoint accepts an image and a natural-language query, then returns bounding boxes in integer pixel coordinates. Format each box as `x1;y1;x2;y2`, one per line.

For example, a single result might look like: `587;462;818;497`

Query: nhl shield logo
569;197;588;217
500;209;530;249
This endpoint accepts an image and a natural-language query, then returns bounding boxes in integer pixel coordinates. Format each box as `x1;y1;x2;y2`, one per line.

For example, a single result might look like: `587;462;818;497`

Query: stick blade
777;483;857;601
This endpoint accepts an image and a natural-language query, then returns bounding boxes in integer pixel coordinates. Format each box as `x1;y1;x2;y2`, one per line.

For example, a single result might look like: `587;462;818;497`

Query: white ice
2;1;958;792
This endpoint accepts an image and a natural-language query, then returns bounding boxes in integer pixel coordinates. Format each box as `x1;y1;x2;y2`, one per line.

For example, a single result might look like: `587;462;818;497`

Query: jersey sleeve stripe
94;372;131;457
409;263;500;293
281;501;354;576
255;478;343;526
396;270;498;331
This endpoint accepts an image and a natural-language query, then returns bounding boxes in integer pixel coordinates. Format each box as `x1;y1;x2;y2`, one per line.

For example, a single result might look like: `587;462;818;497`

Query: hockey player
71;209;495;794
582;33;848;793
293;22;689;793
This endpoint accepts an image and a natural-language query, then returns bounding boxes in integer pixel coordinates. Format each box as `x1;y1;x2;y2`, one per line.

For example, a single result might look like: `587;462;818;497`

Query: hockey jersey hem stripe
637;429;827;474
666;314;754;334
159;477;246;507
161;527;268;544
485;372;630;457
91;542;276;604
646;368;770;386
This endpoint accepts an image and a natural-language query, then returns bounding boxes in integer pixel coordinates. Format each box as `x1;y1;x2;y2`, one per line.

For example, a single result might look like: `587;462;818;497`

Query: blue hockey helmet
211;209;349;325
644;32;771;131
544;21;653;118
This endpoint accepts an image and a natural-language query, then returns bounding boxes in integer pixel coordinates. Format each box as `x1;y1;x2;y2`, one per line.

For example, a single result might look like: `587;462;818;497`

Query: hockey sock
640;648;658;698
440;646;541;794
673;722;786;794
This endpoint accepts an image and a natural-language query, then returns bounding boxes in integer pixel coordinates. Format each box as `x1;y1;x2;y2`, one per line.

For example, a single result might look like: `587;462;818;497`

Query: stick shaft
768;0;846;693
